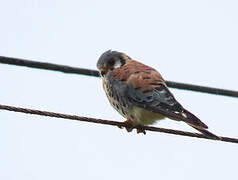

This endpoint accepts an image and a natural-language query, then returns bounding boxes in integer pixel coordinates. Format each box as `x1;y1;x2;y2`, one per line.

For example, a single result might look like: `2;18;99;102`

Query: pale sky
1;1;238;180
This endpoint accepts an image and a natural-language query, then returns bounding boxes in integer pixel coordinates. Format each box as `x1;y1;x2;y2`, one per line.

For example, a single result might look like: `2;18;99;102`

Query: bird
97;50;220;140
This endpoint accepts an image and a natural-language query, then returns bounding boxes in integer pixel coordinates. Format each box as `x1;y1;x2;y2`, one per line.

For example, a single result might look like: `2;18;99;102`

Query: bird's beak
99;67;107;77
100;70;106;77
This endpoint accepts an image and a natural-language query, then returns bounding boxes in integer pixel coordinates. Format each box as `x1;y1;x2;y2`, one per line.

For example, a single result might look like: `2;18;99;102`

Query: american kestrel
97;50;220;140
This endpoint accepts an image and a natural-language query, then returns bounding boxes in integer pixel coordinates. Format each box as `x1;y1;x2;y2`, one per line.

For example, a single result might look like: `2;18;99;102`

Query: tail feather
183;109;221;140
192;126;221;140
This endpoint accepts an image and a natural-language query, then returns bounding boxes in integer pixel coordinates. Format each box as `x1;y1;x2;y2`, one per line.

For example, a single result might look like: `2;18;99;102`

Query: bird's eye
108;59;115;67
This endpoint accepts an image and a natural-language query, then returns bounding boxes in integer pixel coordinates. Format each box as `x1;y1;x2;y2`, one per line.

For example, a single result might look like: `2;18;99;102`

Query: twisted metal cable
1;104;237;144
1;56;238;98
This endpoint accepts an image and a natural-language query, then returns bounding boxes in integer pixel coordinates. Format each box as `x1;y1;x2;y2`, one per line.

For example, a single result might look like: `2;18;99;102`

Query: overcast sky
1;1;238;180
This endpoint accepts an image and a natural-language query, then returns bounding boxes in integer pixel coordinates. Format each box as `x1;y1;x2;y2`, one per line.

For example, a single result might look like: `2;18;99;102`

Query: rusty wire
1;104;237;144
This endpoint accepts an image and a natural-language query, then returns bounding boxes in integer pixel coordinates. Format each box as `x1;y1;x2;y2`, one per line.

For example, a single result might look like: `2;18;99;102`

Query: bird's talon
136;126;146;135
117;125;123;129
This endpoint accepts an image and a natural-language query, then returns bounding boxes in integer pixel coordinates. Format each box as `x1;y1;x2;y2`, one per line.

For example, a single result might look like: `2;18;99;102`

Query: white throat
113;61;122;69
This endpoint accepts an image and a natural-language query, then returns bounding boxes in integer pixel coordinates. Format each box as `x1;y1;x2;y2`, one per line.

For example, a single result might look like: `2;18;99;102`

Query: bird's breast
102;77;128;118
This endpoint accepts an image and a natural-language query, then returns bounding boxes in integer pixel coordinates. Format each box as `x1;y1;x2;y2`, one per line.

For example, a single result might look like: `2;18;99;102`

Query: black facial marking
108;58;115;67
119;58;126;66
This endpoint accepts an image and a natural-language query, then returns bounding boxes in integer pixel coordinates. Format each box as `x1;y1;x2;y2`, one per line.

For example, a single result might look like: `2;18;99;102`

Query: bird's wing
126;83;208;128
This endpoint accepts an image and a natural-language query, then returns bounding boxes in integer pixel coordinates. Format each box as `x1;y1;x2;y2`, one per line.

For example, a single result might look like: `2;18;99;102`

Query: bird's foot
118;119;146;135
135;125;146;135
117;119;135;132
121;119;135;132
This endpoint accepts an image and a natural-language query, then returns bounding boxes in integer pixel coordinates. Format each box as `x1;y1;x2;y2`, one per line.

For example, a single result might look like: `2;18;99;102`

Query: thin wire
1;56;238;98
0;104;237;144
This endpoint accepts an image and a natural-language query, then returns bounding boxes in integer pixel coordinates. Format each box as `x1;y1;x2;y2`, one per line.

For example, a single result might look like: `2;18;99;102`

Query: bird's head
97;50;131;77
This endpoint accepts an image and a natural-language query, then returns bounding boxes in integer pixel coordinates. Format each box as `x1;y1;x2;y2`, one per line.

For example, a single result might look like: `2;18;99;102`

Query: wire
1;55;238;98
0;104;237;144
0;56;99;77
